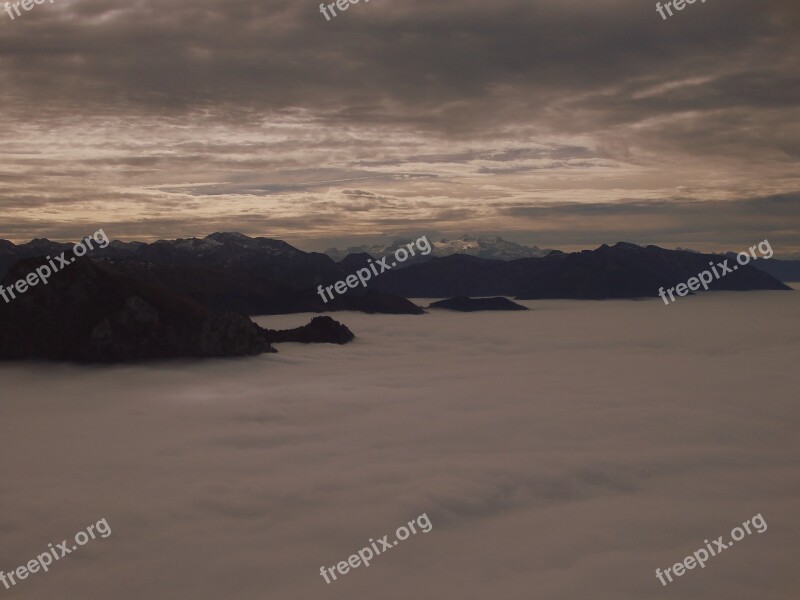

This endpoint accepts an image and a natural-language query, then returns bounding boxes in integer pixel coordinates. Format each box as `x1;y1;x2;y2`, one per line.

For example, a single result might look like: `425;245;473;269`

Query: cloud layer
0;0;798;251
0;293;798;598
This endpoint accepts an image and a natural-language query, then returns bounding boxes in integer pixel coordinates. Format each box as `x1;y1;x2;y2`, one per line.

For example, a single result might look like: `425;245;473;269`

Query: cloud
0;297;797;599
0;0;797;250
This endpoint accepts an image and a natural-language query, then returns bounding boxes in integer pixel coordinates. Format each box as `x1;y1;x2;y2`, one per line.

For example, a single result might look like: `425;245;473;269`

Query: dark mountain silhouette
0;257;275;362
745;257;800;283
260;316;355;345
0;236;790;313
428;297;529;311
373;253;520;297
321;289;425;314
516;243;790;299
324;235;553;261
0;238;73;280
0;233;424;316
102;261;424;316
373;243;791;299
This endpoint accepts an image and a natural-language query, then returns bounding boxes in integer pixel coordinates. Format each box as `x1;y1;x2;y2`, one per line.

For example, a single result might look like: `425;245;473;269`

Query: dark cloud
0;0;796;126
0;0;797;250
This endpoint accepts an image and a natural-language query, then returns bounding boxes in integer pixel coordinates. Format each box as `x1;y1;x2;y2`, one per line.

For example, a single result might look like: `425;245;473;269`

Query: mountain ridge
0;235;791;314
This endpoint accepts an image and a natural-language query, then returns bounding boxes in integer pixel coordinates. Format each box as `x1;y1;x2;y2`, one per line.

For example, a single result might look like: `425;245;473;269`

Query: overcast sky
0;0;798;253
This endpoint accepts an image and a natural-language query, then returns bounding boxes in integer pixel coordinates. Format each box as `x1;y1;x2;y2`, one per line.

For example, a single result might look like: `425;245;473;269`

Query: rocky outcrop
259;316;355;345
323;289;426;315
0;257;275;362
428;296;529;312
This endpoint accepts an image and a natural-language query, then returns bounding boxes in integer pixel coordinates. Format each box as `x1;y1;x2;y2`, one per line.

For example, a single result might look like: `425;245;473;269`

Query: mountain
0;233;425;316
371;243;792;299
0;232;340;288
101;260;424;316
325;235;553;262
0;238;74;281
672;247;800;283
260;316;355;345
0;236;789;316
748;259;800;283
326;237;800;284
428;297;529;311
0;257;275;362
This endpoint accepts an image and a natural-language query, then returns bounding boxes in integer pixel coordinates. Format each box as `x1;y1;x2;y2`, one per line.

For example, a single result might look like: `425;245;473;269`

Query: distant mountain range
726;254;800;283
323;235;800;282
324;235;554;262
0;233;424;316
0;233;790;362
368;242;790;299
0;234;792;314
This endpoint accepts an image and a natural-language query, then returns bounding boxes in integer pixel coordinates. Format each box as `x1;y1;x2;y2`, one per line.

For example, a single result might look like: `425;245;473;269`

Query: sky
0;0;798;253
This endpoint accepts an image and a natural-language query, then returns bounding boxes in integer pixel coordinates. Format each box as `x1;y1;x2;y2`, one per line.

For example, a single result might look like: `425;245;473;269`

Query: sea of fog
0;290;798;599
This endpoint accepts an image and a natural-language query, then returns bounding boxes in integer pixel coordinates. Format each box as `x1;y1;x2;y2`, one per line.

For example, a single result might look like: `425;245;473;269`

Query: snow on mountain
325;235;553;262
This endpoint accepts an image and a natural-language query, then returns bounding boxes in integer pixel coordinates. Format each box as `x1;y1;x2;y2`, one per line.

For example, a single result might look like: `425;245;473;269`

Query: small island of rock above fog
428;297;529;312
259;316;355;345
